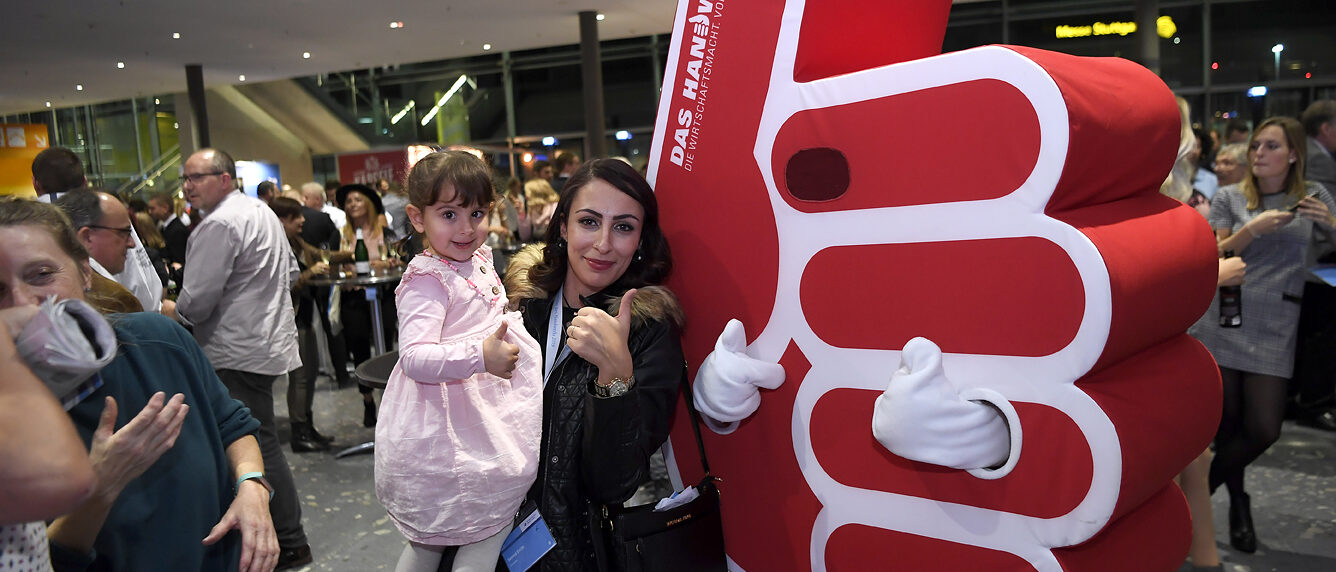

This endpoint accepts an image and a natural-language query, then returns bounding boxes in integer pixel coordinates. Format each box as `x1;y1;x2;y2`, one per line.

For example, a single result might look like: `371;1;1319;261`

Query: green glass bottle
354;228;370;275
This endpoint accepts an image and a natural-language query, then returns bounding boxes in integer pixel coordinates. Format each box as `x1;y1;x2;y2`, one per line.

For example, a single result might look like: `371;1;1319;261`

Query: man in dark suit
147;192;189;267
1295;100;1336;432
1301;100;1336;191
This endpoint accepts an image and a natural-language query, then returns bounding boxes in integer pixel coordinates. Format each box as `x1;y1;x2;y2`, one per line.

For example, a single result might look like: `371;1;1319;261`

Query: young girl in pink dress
376;151;543;571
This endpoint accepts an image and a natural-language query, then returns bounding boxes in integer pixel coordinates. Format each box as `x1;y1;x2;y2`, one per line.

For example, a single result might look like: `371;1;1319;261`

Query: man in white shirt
36;148;167;315
176;148;312;569
303;182;346;230
53;191;135;277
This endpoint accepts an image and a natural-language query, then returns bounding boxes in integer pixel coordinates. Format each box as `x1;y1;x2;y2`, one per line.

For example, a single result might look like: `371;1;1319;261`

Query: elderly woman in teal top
0;198;277;572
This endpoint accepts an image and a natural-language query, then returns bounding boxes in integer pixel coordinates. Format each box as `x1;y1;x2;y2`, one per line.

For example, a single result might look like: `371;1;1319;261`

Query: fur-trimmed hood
503;243;685;330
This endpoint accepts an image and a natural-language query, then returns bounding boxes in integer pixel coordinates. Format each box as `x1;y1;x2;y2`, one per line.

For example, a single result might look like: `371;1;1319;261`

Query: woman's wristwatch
593;375;634;398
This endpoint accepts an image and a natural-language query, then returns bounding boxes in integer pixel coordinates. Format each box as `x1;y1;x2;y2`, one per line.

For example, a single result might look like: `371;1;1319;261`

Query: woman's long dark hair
525;159;672;295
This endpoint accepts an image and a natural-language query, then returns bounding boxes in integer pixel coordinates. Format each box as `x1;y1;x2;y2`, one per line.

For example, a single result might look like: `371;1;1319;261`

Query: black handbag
592;366;728;572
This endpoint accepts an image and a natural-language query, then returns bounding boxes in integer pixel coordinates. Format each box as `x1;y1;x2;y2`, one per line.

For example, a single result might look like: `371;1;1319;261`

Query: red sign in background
336;149;408;186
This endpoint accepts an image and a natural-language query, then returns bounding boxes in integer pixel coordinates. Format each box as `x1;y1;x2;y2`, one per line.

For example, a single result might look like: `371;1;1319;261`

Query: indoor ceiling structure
0;0;679;115
0;0;996;116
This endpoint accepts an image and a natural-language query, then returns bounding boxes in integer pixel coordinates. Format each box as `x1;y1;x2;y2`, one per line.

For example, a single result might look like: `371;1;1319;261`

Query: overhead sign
0;123;50;197
1055;15;1176;39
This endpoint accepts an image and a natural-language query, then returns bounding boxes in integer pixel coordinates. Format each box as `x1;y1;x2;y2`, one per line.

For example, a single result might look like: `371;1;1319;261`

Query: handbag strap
677;362;714;478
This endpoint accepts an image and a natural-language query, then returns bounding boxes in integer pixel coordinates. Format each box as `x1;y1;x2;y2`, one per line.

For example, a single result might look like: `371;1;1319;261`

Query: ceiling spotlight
596;13;605;21
116;61;125;69
302;52;311;59
45;101;51;108
482;43;492;51
172;32;180;39
76;84;83;91
389;21;404;29
238;74;246;82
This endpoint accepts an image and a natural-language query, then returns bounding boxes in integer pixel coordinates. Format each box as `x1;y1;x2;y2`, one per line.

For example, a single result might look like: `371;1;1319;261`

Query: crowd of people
5;94;1336;571
2;142;687;572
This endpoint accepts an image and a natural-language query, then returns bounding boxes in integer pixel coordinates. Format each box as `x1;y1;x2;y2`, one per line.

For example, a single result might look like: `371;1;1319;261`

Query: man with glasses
176;148;313;570
36;149;168;316
53;190;142;286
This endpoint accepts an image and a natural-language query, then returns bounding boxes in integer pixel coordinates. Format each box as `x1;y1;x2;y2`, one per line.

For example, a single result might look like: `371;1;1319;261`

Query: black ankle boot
363;400;377;428
290;423;330;453
309;425;333;444
1229;492;1257;553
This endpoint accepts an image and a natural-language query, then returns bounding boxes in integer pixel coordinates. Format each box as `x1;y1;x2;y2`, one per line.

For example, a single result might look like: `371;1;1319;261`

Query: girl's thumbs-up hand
483;322;520;378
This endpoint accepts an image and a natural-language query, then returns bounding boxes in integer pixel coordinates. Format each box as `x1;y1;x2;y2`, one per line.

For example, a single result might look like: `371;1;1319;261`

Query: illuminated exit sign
1056;15;1176;39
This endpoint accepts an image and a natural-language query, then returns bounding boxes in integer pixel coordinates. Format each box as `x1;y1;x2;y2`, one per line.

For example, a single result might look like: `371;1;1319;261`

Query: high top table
307;268;403;356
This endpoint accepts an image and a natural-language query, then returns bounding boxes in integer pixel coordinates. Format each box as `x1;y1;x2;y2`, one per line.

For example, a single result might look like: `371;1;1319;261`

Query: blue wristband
236;471;275;500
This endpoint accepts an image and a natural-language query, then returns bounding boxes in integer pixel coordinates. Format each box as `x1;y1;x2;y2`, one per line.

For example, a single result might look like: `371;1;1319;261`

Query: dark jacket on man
300;206;340;250
162;217;189;266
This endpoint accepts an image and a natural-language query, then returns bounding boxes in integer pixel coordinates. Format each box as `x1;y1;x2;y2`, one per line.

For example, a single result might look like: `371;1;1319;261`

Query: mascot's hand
693;319;786;433
872;337;1011;470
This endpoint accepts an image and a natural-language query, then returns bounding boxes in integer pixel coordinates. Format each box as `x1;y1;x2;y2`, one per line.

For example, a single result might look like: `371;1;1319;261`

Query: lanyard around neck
543;285;573;387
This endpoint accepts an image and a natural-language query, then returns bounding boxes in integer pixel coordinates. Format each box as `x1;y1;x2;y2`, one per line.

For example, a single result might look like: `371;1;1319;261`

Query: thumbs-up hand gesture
692;319;786;432
483;322;520;378
871;337;1011;470
568;289;638;384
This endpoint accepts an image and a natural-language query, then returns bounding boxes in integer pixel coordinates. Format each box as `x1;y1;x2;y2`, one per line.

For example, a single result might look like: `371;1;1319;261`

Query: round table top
307;268;404;287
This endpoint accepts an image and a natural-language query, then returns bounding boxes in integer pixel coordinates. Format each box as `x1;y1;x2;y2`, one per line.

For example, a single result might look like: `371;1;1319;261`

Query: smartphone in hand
1287;192;1316;212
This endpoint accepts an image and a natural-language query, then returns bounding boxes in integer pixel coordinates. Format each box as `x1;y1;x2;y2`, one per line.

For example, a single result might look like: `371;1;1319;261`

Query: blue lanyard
543;286;573;387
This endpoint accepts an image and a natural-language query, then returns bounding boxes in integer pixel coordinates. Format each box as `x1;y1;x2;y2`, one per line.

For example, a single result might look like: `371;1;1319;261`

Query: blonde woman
524;178;560;237
336;184;401;426
1190;116;1336;553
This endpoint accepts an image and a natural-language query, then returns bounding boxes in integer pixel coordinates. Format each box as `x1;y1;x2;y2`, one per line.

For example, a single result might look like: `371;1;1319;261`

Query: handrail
117;145;182;197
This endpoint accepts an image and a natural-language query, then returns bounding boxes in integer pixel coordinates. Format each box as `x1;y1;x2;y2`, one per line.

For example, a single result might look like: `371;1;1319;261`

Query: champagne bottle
354;229;370;276
1219;250;1242;327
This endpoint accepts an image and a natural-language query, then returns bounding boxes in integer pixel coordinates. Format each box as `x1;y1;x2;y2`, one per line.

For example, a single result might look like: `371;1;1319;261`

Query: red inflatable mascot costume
647;0;1221;570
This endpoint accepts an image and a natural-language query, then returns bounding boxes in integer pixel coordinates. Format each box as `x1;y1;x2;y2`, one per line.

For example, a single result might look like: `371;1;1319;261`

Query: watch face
608;380;629;397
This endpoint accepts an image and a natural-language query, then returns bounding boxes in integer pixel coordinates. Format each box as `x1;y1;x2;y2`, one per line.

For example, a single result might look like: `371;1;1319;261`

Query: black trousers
217;369;308;549
1292;281;1336;410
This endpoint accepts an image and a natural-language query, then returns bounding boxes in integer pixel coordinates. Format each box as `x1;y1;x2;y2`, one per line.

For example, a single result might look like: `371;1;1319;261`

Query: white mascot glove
871;337;1016;473
692;319;786;433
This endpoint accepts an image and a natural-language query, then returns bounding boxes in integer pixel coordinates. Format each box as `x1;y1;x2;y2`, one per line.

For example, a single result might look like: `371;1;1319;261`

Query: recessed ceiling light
596;13;605;21
172;32;180;39
76;84;83;91
302;52;311;59
45;101;51;108
482;43;492;51
238;75;246;82
116;62;125;69
389;21;403;29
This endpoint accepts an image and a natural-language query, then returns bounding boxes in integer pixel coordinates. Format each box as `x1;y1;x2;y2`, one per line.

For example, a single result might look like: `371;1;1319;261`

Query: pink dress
374;247;542;545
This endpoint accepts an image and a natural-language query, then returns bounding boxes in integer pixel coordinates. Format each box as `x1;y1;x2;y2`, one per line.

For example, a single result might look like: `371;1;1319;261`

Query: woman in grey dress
1190;116;1336;553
